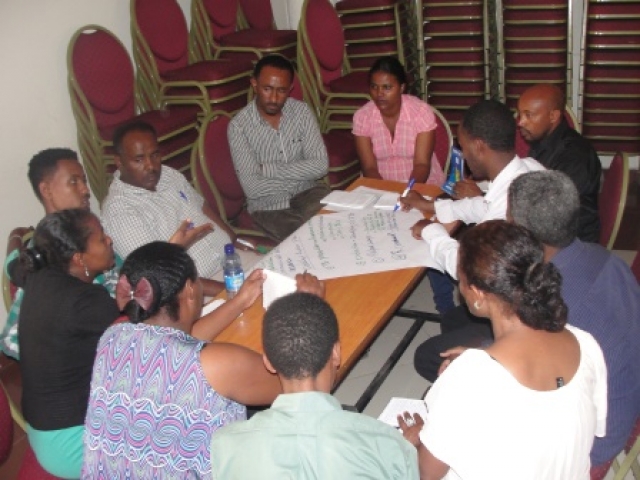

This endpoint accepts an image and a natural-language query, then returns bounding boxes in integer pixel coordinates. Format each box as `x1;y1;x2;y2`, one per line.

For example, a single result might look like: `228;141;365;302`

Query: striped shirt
101;167;231;278
228;99;329;213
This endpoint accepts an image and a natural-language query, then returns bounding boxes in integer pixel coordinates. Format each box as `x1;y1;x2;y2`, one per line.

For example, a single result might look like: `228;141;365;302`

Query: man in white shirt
400;99;544;279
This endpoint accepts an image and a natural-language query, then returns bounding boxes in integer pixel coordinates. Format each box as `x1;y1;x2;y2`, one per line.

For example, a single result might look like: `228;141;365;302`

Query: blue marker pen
393;178;415;212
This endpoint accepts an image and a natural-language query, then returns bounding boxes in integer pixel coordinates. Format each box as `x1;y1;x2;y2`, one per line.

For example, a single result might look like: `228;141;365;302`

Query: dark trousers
252;184;331;242
413;305;493;382
427;269;456;315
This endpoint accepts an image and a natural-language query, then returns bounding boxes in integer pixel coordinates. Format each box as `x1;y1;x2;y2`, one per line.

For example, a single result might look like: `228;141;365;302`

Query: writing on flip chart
252;209;433;280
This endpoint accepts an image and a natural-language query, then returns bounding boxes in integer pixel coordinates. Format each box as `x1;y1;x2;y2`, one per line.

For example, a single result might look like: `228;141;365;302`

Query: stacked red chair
298;0;371;132
67;25;200;202
498;0;571;110
189;0;297;64
421;0;490;135
335;0;404;72
131;0;254;117
579;0;640;155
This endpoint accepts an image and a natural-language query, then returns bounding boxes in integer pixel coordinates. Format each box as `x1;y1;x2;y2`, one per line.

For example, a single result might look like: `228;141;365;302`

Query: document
262;269;297;309
251;208;432;280
201;298;226;317
320;190;378;210
378;397;428;428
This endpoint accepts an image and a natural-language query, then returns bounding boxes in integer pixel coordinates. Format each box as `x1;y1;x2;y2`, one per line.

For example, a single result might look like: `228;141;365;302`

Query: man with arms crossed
211;291;418;479
228;55;330;242
101;121;236;296
517;84;601;242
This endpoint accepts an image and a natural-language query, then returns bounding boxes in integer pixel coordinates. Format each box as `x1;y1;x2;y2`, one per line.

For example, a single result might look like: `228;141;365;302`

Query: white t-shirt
420;325;607;480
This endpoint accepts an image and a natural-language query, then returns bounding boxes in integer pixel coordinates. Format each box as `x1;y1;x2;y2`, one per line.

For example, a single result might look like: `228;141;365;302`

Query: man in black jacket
517;83;602;242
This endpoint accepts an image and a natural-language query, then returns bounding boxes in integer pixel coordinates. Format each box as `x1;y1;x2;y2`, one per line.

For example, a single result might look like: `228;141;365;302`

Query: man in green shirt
211;292;418;479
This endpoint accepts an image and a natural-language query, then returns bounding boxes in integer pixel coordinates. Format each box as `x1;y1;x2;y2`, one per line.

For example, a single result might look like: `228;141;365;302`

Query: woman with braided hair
399;220;608;480
18;209;119;478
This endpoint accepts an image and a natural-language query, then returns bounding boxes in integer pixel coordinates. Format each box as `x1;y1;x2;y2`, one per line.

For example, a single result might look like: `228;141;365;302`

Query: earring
81;259;90;277
473;300;481;310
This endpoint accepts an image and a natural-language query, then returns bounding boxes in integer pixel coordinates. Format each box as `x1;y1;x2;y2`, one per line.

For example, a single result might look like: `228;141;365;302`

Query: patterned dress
82;323;246;479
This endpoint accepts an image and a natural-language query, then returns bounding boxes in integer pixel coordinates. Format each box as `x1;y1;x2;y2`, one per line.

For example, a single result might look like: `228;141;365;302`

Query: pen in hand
393;178;416;212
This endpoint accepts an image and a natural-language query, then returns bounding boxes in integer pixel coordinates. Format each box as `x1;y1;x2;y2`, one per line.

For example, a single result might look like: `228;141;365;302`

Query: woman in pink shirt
353;56;445;185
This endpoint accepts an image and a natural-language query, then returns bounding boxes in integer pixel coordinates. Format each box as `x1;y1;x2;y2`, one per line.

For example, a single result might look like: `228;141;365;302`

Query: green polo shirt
211;391;418;479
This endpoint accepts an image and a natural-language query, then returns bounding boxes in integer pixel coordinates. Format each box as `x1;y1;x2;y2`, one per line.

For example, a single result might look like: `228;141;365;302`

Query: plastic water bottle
223;243;244;299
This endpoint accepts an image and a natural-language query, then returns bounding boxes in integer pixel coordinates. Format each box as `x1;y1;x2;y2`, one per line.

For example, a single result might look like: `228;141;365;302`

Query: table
215;178;442;410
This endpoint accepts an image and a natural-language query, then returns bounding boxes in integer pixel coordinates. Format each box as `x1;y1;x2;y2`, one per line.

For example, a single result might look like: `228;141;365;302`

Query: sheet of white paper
373;191;401;210
250;209;433;280
200;298;226;317
320;190;377;210
262;269;297;309
378;397;428;428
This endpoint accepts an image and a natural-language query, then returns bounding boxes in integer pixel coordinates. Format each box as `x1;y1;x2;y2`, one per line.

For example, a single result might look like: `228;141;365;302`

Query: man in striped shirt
228;55;329;242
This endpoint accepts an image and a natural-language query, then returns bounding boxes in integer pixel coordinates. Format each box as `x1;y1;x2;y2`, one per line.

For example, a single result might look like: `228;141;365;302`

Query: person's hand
398;412;425;448
453;179;483;199
234;269;266;310
295;272;325;298
169;220;213;249
437;346;468;376
400;190;434;214
410;218;433;240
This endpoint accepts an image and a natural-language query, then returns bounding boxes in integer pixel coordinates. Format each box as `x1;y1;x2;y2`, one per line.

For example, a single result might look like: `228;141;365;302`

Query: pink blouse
353;94;445;185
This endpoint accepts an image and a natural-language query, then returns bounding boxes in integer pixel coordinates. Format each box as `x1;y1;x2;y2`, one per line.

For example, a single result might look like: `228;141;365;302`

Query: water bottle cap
224;243;235;255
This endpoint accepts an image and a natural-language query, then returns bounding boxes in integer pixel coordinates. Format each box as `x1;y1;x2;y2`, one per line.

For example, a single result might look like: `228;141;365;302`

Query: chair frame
190;111;270;239
130;0;252;115
601;151;629;250
431;106;453;175
189;0;264;62
67;25;198;201
337;2;405;71
297;0;371;131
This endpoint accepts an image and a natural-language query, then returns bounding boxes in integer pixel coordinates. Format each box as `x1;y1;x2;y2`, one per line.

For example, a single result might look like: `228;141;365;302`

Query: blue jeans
427;269;455;315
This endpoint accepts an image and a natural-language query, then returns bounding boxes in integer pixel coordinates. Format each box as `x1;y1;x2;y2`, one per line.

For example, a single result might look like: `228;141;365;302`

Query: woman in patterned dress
82;241;321;478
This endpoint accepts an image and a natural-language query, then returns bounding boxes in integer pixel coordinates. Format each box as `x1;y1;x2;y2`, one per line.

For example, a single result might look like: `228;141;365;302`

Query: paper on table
373;191;401;210
320;190;377;210
201;298;226;317
263;269;297;309
378;397;428;428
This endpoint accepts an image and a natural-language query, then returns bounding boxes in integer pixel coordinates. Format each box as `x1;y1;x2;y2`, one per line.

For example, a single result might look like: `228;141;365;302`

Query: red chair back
202;0;239;40
200;114;247;220
0;384;12;466
239;0;275;30
70;27;136;129
305;0;346;86
599;151;629;249
134;0;190;75
432;106;453;173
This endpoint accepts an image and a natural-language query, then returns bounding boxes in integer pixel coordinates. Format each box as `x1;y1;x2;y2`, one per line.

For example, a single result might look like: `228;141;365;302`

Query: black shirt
528;117;602;242
19;268;119;430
